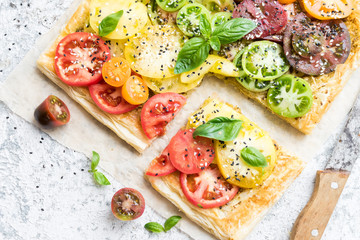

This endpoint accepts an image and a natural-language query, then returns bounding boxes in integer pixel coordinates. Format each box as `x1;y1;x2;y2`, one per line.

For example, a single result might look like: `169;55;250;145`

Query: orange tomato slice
278;0;296;4
122;75;149;105
300;0;353;20
102;57;131;87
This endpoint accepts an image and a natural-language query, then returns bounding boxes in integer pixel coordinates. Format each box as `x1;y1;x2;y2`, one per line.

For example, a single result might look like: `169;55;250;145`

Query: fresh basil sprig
212;18;256;45
98;10;124;37
193;117;243;141
174;17;256;74
174;37;210;74
145;216;182;233
89;151;111;185
240;147;268;168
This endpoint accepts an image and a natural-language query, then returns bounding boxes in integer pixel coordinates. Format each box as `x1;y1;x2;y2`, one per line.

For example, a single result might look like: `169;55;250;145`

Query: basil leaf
91;151;100;172
174;37;210;74
144;222;165;233
164;216;182;232
93;171;111;185
241;147;268;168
212;18;256;45
199;14;212;39
99;10;124;37
209;36;221;51
193;117;243;141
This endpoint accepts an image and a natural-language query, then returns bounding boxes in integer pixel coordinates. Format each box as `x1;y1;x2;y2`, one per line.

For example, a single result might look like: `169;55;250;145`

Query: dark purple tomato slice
283;13;351;75
232;0;288;40
146;147;177;177
34;95;70;129
111;188;145;221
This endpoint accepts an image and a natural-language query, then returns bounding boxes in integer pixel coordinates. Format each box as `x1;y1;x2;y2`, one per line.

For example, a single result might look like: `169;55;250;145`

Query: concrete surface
0;0;359;240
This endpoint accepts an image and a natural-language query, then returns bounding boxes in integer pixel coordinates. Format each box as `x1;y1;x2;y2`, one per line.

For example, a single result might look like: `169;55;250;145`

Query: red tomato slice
168;128;215;174
145;147;177;177
180;164;239;209
89;82;138;114
141;92;186;139
55;32;111;86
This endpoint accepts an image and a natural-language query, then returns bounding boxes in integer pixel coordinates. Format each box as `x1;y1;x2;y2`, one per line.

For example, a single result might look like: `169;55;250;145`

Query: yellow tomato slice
89;0;148;39
186;98;277;188
300;0;353;20
122;75;149;105
102;57;131;87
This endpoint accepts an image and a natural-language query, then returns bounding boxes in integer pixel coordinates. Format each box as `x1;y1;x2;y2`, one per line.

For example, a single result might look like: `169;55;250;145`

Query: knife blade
291;93;360;240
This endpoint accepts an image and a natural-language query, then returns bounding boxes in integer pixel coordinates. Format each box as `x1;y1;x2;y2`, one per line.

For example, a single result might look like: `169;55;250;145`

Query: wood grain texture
291;170;350;240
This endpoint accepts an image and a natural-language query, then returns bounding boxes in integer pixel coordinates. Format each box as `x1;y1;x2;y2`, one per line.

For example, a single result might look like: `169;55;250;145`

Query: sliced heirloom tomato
141;92;186;139
233;49;272;92
176;3;211;37
90;0;148;39
156;0;187;12
242;41;290;81
55;32;110;86
203;0;235;13
300;0;353;20
125;25;184;79
111;188;145;221
232;0;288;40
168;128;215;174
267;74;313;118
211;12;232;29
122;75;149;105
34;95;70;129
283;13;351;76
180;164;239;209
89;82;138;114
146;147;177;176
102;57;131;87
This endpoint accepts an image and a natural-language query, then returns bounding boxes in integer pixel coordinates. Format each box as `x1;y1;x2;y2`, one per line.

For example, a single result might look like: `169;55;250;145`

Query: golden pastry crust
36;0;151;152
146;98;305;240
216;1;360;134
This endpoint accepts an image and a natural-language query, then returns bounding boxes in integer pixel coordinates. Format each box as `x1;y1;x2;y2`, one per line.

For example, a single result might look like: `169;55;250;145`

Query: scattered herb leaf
209;36;221;51
193;117;243;141
199;14;212;39
89;151;111;185
99;10;124;37
212;18;256;45
240;147;268;168
144;222;165;233
164;216;182;232
91;151;100;172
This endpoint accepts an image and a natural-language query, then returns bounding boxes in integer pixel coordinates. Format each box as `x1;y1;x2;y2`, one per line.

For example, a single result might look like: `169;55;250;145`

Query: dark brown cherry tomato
111;188;145;221
34;95;70;129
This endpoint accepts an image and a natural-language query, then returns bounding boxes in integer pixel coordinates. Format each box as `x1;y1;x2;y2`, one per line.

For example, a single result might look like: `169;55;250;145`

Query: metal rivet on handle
311;229;319;237
331;182;339;189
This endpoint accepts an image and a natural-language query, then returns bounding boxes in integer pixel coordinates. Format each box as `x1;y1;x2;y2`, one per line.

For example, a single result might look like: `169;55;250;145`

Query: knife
291;94;360;240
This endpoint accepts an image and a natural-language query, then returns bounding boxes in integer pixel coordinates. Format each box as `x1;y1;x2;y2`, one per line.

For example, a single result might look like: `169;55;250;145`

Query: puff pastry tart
146;96;305;240
37;0;360;153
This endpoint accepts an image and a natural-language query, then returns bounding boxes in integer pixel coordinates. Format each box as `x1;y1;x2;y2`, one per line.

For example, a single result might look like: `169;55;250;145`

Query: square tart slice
146;97;305;240
37;0;151;152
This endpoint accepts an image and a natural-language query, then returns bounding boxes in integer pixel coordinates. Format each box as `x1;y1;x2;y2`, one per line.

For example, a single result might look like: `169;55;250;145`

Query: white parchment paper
0;0;359;239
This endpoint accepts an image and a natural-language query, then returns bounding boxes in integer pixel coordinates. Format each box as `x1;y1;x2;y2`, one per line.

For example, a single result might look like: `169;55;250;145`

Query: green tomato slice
242;41;290;81
176;3;211;37
202;0;235;13
233;49;271;92
211;12;232;29
267;74;313;118
156;0;188;12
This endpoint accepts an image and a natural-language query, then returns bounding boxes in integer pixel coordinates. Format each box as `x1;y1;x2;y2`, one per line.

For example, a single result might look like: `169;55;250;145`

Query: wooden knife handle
290;170;350;240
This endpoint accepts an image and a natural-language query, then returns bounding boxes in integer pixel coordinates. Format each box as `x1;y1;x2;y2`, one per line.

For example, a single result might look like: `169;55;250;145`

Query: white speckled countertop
0;1;359;240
